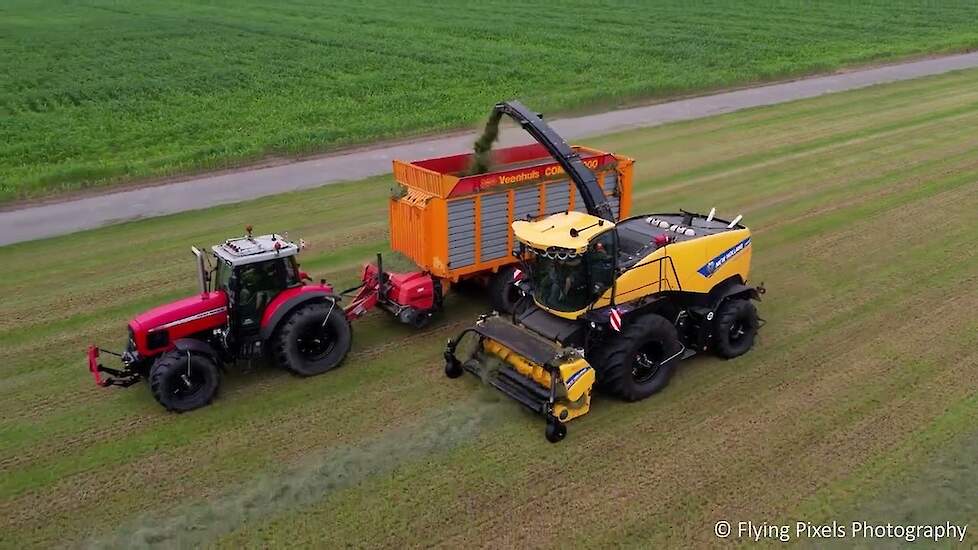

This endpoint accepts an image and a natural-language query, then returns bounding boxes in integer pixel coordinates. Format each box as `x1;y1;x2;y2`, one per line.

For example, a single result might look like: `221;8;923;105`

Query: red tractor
88;228;439;412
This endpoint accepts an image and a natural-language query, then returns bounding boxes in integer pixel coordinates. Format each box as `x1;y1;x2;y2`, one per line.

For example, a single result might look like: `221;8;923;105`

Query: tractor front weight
87;346;141;388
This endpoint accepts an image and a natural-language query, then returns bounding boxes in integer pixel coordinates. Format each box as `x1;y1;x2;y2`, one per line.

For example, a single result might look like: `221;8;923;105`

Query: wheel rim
632;342;665;383
171;366;207;399
296;321;337;361
729;313;752;344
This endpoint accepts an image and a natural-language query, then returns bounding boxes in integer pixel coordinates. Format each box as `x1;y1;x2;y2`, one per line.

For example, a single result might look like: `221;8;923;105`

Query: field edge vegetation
3;0;978;202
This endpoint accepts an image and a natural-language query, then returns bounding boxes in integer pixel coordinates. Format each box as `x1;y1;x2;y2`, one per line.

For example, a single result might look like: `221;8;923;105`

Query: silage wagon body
389;143;633;283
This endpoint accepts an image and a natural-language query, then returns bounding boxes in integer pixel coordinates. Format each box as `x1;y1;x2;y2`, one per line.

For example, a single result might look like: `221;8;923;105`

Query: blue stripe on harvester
697;237;751;278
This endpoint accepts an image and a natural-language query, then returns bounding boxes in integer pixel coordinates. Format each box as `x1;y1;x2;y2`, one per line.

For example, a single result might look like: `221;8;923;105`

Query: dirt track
2;51;978;246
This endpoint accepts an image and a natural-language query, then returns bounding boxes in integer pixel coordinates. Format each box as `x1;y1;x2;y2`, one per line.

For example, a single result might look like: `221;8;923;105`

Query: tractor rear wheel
273;301;352;376
149;350;221;412
593;313;683;402
712;298;758;359
489;265;523;314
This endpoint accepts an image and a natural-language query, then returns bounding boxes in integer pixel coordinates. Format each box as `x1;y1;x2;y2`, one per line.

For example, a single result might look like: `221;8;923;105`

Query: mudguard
709;276;761;310
172;338;221;362
259;290;337;341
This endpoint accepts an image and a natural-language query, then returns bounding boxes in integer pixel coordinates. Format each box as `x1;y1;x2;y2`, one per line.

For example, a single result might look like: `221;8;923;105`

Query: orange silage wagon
390;143;632;284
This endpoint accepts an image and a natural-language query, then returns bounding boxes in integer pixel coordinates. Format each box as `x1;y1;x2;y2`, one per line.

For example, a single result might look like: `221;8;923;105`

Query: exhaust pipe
191;246;207;297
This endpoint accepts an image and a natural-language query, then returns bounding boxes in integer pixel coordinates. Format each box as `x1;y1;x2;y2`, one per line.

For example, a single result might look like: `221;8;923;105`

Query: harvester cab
88;227;353;412
445;101;765;442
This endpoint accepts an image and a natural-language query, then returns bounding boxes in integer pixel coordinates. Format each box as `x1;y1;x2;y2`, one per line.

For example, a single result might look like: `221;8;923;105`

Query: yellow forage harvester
444;101;765;443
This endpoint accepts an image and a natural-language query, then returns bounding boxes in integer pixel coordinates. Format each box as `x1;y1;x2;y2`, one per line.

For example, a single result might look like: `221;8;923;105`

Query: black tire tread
489;265;522;314
273;301;352;377
148;349;221;412
592;313;682;402
713;298;758;359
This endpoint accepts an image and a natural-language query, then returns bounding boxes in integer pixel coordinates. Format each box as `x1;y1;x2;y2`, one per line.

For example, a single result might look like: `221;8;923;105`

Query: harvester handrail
617;255;682;293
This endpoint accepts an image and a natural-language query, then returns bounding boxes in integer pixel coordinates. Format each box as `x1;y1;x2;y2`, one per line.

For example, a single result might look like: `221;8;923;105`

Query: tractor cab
210;232;302;340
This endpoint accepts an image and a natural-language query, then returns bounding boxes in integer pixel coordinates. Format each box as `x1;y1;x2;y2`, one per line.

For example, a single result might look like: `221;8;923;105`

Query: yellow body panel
512;210;613;254
608;227;753;300
517;212;753;319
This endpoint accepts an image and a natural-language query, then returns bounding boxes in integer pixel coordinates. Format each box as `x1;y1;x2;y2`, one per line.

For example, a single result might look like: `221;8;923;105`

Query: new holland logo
565;366;591;389
697;237;751;278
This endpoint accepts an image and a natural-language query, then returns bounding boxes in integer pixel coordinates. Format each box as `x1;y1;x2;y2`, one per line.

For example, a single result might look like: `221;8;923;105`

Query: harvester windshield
530;230;615;313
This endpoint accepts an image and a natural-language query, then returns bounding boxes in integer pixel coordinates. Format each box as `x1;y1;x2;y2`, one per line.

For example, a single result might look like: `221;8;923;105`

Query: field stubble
1;69;977;547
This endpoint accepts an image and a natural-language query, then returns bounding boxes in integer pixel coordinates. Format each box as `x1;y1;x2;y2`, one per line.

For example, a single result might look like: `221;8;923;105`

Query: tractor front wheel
148;350;221;412
273;301;352;376
593;313;683;402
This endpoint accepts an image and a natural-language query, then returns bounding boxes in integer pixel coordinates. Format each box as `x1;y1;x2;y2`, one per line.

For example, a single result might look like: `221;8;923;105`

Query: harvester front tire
712;298;758;359
594;313;683;402
149;350;221;412
545;419;567;443
489;266;523;314
274;301;352;377
445;357;464;378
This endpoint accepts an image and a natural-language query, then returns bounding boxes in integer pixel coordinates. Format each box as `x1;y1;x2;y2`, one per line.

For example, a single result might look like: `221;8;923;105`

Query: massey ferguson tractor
88;228;444;412
444;101;765;442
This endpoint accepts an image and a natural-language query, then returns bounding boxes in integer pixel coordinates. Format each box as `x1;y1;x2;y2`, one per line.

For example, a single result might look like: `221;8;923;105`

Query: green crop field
2;68;978;548
4;1;978;203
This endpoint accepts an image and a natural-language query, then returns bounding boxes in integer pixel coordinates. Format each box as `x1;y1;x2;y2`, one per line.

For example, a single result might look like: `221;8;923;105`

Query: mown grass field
2;68;978;548
4;1;978;203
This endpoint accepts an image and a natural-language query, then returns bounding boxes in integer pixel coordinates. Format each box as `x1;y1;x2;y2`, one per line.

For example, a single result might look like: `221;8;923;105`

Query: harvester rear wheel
149;350;221;412
273;301;352;376
712;298;758;359
594;313;683;402
489;266;523;314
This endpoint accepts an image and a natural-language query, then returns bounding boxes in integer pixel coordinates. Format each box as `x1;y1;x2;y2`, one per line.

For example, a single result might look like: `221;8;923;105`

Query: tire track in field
86;394;507;549
629;99;978;213
0;314;484;544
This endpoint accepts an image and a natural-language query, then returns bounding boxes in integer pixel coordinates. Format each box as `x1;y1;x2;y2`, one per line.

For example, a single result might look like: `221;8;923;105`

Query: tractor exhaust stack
191;246;207;297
